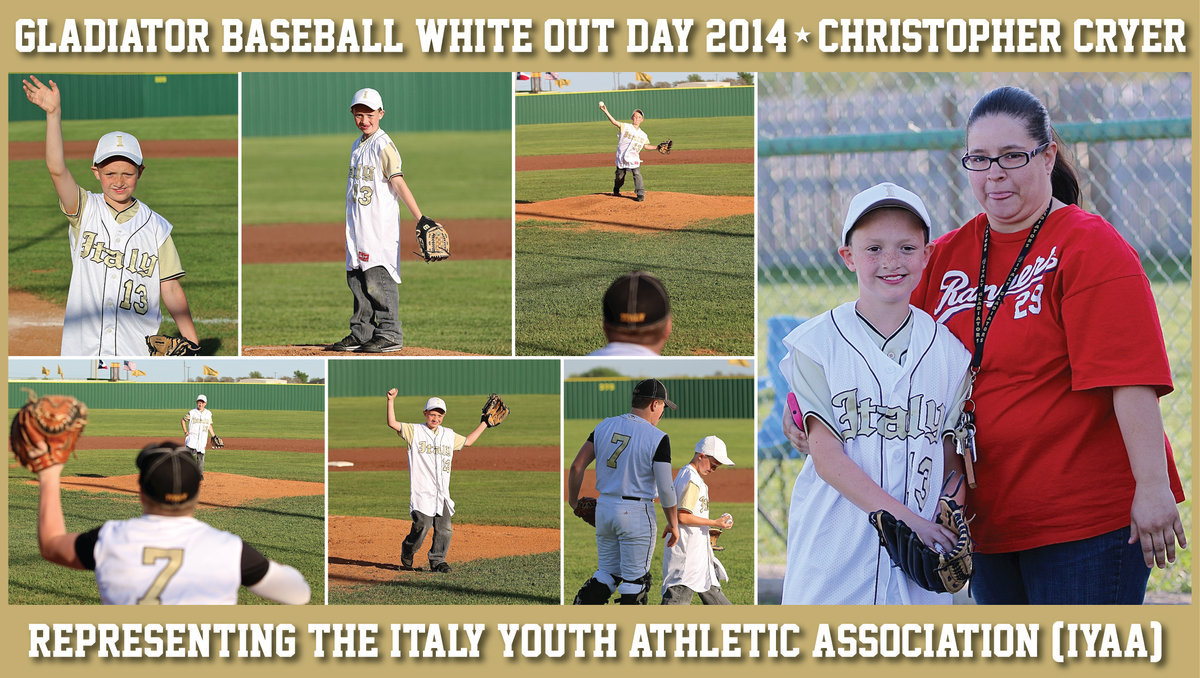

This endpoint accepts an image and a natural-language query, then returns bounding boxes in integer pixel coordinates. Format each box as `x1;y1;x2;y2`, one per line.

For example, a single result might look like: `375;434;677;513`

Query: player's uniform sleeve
941;370;971;439
677;481;702;514
64;186;87;241
396;422;416;445
652;435;671;464
158;235;185;281
240;541;272;586
453;434;467;451
74;526;103;570
381;142;403;179
787;349;839;438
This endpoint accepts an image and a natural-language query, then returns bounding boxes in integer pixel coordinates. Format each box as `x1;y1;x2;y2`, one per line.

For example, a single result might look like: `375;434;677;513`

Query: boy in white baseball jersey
567;379;680;604
23;76;200;357
181;394;217;476
385;391;491;572
35;444;311;604
661;436;735;605
332;87;428;354
780;182;971;604
599;103;655;202
589;271;673;356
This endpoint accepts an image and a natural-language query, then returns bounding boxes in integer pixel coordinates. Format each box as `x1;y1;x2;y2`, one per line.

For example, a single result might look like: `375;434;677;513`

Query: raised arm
599;102;621;128
385;388;405;432
461;421;489;447
23;76;80;215
36;465;85;569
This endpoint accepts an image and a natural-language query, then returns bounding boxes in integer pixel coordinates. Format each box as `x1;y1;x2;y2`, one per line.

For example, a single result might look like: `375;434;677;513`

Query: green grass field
516;216;753;355
563;418;755;467
328;392;560;605
242;130;511;224
8;115;239;354
564;500;754;605
331;394;559;448
516;116;754;156
6;407;325;441
242;260;511;353
756;277;1193;595
8;446;324;605
516;164;754;203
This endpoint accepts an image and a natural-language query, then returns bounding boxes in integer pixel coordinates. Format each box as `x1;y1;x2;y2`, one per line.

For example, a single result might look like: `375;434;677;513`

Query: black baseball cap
602;271;670;329
136;444;201;505
632;378;677;410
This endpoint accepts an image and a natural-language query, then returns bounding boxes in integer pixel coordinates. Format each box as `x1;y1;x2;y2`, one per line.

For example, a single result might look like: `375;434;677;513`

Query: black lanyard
971;202;1053;369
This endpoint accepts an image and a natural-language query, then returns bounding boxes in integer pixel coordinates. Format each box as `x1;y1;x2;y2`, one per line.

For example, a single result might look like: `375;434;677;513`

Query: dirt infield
569;468;754;504
9;139;237;161
516;149;753;171
74;437;323;454
37;472;324;509
243;219;512;264
329;446;557;472
8;290;61;356
329;515;558;587
516;192;753;233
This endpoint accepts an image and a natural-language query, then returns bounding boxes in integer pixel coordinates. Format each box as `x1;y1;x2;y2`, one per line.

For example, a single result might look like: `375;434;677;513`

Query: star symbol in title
795;27;811;43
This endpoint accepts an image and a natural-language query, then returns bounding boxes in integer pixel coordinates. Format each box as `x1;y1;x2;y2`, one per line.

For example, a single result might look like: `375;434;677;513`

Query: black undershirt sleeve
587;431;595;443
74;527;102;570
241;542;271;586
653;435;671;464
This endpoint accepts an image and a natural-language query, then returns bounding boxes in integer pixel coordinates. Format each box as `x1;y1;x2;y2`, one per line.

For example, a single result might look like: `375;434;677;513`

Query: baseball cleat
329;335;362;352
359;336;404;353
635;195;645;202
431;562;452;573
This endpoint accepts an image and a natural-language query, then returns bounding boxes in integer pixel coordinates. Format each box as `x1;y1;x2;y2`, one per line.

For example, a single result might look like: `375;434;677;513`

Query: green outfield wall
329;359;559;398
516;86;753;125
565;377;752;420
242;72;510;136
8;382;323;411
8;74;236;122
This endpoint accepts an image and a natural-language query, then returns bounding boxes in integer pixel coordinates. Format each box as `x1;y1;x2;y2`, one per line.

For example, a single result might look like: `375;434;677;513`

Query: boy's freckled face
352;105;384;136
839;209;932;306
631;111;644;126
91;159;141;208
424;409;444;430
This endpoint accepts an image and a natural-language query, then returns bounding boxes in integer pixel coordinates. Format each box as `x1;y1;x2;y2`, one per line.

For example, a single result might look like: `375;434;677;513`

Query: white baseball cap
695;436;734;466
841;182;931;246
424;397;447;413
351;87;384;111
196;394;207;402
93;131;144;166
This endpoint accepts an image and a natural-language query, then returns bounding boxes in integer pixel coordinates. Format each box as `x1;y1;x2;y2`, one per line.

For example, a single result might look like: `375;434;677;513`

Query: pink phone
786;392;804;430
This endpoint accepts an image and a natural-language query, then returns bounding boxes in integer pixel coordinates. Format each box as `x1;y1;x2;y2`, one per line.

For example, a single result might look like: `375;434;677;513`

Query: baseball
599;100;605;107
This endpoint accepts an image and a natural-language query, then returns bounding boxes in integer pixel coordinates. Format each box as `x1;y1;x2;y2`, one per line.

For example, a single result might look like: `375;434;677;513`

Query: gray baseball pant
401;500;454;568
661;584;732;605
614;167;644;198
346;265;403;344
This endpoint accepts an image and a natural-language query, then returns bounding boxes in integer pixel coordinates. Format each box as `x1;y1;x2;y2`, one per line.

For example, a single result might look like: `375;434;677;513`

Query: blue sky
7;358;326;382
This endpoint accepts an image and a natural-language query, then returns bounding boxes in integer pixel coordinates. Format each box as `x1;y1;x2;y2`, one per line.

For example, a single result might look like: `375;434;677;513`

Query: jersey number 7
605;433;630;468
138;547;184;605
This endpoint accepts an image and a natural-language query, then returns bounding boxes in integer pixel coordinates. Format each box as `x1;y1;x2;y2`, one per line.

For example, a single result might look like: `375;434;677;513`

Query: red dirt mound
242;345;482;356
329;446;557;472
516;192;752;233
242;219;511;264
328;515;559;587
9;139;237;161
516;149;753;171
36;472;323;509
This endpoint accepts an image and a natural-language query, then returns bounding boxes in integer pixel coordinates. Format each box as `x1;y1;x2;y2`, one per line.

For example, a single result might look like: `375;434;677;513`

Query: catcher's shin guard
573;577;614;605
616;572;652;605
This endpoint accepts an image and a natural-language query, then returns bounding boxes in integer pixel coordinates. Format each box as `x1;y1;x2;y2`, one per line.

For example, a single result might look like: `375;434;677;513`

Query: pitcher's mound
516;192;752;233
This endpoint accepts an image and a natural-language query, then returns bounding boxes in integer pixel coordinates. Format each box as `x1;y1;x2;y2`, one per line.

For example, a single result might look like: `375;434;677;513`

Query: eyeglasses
961;143;1049;172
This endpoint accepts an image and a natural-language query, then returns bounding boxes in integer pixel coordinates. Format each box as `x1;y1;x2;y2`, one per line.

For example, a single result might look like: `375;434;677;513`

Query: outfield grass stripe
516;116;754;156
516;164;753;202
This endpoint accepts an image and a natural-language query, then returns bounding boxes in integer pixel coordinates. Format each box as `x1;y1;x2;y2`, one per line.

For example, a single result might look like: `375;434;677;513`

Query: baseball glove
709;527;725;552
211;435;225;449
656;139;673;155
869;496;973;594
481;393;509;428
413;215;450;262
145;334;200;356
573;496;597;527
9;393;88;473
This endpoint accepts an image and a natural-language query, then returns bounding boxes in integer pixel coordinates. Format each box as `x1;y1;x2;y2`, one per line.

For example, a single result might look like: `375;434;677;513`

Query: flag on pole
515;72;531;80
124;360;136;371
132;369;147;377
543;72;559;80
636;72;653;83
727;359;751;368
41;366;49;376
57;365;64;378
98;360;107;369
203;365;219;377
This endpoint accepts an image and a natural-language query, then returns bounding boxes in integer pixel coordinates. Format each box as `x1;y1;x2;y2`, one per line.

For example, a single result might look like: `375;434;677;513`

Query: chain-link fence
756;73;1192;595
